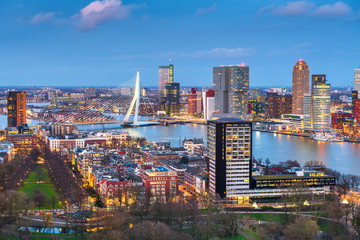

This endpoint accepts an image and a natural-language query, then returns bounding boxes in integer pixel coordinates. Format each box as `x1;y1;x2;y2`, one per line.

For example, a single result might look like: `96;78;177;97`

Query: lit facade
161;83;180;115
213;65;249;116
159;63;174;97
188;88;202;115
292;60;309;115
267;93;292;119
203;89;215;120
142;166;178;202
355;66;360;91
304;75;331;131
354;99;360;123
7;91;26;128
208;118;252;201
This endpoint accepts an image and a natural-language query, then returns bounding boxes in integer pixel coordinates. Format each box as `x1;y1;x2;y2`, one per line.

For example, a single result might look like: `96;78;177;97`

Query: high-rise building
188;88;202;115
208;118;252;200
292;60;309;115
304;75;331;131
352;90;359;120
7;91;26;128
354;99;360;123
159;63;174;97
203;89;215;120
267;93;292;119
161;83;180;115
213;65;249;116
354;66;360;91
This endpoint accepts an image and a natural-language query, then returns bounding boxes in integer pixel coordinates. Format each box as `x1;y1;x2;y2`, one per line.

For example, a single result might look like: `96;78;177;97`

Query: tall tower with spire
292;59;309;115
158;61;174;98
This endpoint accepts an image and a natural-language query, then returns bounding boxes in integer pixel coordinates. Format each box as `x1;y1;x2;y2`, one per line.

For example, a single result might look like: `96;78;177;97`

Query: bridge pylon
124;71;141;126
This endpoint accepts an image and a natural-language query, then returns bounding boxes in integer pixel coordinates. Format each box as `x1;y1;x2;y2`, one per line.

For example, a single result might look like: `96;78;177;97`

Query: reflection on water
1;116;359;175
127;124;360;175
252;131;360;175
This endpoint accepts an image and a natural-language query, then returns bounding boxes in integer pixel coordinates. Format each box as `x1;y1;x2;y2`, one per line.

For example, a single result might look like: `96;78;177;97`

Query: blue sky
0;0;359;87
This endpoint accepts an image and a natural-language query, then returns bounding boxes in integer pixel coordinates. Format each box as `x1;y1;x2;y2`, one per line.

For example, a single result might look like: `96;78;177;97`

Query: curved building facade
292;60;309;115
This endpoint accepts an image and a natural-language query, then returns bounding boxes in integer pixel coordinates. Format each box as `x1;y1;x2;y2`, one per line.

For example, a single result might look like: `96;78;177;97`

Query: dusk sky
0;0;359;87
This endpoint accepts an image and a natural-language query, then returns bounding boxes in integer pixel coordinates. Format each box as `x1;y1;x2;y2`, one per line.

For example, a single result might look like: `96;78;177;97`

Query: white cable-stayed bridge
59;72;160;127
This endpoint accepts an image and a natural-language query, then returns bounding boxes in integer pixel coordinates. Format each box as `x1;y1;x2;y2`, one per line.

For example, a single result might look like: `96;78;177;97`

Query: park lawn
244;213;294;224
19;183;63;209
317;219;347;236
217;235;248;240
242;229;264;240
25;166;51;182
30;237;86;240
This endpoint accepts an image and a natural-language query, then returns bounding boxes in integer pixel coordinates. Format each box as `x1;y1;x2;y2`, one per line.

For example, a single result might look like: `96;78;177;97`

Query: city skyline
0;0;359;87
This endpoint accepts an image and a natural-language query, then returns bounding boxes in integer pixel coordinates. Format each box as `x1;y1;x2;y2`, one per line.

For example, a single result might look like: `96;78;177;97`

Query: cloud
259;1;352;18
29;12;57;24
273;1;315;16
77;0;136;30
312;2;352;17
189;47;254;58
267;42;314;56
196;4;217;16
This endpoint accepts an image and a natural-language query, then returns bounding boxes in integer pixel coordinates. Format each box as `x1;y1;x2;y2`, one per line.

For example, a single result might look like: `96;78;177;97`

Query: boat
311;132;344;142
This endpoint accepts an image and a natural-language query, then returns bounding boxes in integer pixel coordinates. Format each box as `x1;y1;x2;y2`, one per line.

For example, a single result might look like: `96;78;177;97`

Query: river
0;112;359;175
77;123;360;175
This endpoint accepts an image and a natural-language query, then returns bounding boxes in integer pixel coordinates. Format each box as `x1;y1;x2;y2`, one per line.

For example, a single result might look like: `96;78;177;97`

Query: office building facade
267;93;292;119
213;65;249;116
355;66;360;91
304;75;331;131
159;63;174;97
292;60;309;115
208;118;252;200
188;88;202;115
203;89;215;120
161;83;180;115
7;91;26;128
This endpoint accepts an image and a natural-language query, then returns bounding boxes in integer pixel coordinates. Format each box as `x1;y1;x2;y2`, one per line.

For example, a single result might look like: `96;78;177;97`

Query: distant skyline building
267;93;292;119
208;118;252;202
7;91;26;128
352;90;359;122
355;66;360;91
292;60;309;115
353;99;360;123
203;89;215;120
188;88;202;115
161;82;180;115
251;88;261;100
213;64;249;116
85;87;96;99
159;62;174;97
304;75;331;131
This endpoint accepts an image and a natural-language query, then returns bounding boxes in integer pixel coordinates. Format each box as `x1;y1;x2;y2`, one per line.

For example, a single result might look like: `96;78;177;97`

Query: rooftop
147;166;174;173
210;117;251;124
253;174;333;180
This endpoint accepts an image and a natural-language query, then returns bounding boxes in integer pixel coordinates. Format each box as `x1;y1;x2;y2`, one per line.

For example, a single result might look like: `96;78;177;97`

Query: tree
127;221;182;240
33;190;46;211
225;213;239;240
180;156;189;164
282;217;319;240
34;167;46;184
304;160;325;168
260;223;283;240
